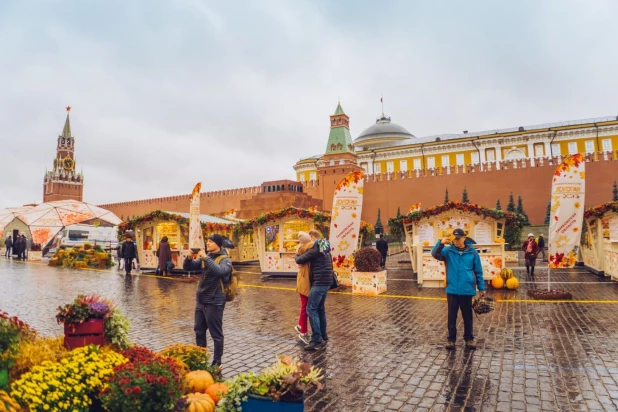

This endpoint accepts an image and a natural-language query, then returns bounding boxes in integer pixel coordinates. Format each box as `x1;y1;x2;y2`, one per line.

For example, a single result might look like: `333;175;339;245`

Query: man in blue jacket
432;228;486;350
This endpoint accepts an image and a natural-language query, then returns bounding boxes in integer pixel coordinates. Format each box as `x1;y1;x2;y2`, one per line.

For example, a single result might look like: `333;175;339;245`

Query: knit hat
298;231;311;244
208;234;224;248
528;233;535;238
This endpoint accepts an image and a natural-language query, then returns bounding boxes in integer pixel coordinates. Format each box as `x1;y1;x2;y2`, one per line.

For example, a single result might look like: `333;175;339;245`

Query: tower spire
61;106;72;138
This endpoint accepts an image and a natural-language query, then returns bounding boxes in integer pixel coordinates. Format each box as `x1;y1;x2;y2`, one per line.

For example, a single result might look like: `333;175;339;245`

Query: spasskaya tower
43;106;84;202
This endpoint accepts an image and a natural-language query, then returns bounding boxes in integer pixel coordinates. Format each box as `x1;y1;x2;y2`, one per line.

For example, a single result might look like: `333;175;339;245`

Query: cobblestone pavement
4;255;618;411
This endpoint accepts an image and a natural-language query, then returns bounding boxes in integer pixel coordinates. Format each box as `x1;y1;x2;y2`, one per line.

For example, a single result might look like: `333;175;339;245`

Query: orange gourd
185;370;215;393
205;383;228;404
184;392;215;412
506;277;519;290
491;277;504;289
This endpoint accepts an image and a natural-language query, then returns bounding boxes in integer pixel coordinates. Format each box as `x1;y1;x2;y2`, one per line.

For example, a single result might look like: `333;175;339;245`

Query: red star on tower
66;105;71;112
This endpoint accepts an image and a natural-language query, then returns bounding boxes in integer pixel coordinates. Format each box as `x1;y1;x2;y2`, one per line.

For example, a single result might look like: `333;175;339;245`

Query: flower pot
241;394;303;412
0;369;8;390
64;318;105;350
351;270;387;295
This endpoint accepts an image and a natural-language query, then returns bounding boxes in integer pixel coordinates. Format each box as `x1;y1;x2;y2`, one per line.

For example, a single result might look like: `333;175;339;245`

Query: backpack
214;255;239;302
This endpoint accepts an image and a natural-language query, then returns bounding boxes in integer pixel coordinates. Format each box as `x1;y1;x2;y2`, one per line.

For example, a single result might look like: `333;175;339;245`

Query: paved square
3;255;618;411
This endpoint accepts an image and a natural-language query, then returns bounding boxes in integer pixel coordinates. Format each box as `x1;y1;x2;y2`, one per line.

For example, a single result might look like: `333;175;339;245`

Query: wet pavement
3;255;618;411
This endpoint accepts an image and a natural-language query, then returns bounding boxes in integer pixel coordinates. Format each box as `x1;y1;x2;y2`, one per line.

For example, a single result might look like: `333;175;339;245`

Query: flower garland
584;201;618;220
387;201;525;228
233;207;373;239
118;210;235;240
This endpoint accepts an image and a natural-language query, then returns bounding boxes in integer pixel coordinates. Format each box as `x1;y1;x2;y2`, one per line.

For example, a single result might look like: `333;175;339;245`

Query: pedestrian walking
376;234;388;268
537;234;546;262
4;236;12;258
184;234;232;367
294;231;313;344
522;233;539;276
295;229;334;351
120;235;139;275
157;236;172;276
431;228;486;350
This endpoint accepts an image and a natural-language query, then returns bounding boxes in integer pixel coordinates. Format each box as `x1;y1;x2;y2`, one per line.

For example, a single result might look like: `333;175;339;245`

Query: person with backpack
183;234;232;367
432;228;486;350
120;235;139;275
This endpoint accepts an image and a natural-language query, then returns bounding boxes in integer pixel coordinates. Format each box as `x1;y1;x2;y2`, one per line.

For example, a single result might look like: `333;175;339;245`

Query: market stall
582;201;618;279
237;207;370;276
119;211;257;270
391;202;520;288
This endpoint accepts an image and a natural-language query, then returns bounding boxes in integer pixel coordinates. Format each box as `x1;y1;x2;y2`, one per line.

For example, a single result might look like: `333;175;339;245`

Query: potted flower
217;355;323;412
351;247;387;295
0;312;36;390
56;295;125;350
100;346;185;412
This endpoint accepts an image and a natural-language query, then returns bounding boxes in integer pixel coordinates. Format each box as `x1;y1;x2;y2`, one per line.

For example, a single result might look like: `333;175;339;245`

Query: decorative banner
328;171;365;284
189;182;205;251
548;154;586;268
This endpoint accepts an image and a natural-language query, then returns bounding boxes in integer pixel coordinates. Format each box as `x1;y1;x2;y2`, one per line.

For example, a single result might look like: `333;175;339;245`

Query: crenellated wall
302;151;618;227
98;152;618;226
99;186;262;219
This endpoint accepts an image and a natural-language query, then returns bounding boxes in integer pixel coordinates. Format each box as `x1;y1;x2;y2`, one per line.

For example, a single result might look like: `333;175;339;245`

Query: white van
44;224;118;256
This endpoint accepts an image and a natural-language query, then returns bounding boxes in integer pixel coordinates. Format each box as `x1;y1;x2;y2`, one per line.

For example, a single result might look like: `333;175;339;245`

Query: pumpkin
491;276;504;289
185;370;215;393
422;240;430;246
0;390;20;412
500;268;513;280
205;383;228;404
506;277;519;290
185;392;215;412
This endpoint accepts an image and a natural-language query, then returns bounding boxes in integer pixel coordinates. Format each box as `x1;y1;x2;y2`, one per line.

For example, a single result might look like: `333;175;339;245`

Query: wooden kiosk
120;211;257;270
244;208;329;276
581;201;618;279
400;202;508;288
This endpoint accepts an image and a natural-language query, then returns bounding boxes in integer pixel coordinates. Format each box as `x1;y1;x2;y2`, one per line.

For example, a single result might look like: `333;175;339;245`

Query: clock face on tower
63;157;75;171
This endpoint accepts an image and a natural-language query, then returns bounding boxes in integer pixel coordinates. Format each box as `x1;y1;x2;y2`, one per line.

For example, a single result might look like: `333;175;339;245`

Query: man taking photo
431;228;486;350
184;234;232;367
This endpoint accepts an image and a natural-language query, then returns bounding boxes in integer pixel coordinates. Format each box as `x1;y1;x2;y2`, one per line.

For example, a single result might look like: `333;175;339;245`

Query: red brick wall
99;155;618;226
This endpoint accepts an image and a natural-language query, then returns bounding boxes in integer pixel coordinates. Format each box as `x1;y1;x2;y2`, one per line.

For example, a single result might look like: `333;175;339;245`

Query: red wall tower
43;106;84;202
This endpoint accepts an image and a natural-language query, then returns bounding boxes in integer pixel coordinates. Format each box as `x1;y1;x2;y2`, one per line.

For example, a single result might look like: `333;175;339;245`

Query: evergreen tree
375;208;384;235
613;180;618;201
388;207;404;242
516;196;530;225
396;207;402;218
495;199;502;210
444;188;449;203
462;187;469;204
544;200;551;225
507;192;516;213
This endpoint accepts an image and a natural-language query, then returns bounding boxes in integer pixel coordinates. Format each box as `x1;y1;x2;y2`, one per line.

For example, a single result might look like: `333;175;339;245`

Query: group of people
294;230;335;351
4;234;30;260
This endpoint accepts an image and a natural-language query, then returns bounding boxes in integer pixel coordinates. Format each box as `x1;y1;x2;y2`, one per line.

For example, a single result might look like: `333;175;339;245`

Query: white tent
15;200;122;247
0;206;35;238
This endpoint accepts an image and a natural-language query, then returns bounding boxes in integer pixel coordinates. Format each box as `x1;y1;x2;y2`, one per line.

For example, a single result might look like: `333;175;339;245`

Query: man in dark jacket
120;236;139;275
184;234;232;367
295;230;334;351
432;228;486;350
537;235;546;262
14;235;23;260
4;236;12;258
376;234;388;268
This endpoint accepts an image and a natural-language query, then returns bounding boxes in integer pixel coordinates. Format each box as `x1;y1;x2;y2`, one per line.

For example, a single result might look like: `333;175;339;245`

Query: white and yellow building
294;105;618;181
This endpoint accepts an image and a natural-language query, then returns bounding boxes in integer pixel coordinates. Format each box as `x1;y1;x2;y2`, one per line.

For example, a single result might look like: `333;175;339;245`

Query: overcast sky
1;0;617;209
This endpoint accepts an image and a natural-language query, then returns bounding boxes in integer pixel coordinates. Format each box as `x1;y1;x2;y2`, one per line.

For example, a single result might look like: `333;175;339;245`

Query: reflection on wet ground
3;256;618;411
